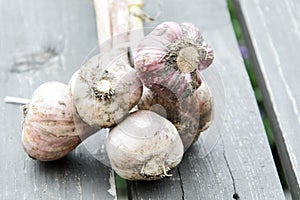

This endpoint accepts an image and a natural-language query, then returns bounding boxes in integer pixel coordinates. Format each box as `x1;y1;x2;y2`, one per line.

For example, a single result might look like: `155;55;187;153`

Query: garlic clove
70;52;143;129
106;110;184;180
192;81;214;143
182;81;214;145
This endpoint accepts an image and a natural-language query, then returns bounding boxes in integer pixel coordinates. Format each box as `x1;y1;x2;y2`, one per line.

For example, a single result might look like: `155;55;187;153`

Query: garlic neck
93;79;115;101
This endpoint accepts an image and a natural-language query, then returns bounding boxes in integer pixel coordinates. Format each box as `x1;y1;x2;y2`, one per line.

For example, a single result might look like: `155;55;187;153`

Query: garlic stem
127;0;145;58
110;0;131;63
4;96;30;105
93;0;112;52
111;0;130;47
128;0;145;35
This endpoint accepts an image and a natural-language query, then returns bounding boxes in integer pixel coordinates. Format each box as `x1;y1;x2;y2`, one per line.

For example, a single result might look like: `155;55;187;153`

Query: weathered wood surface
0;1;115;199
0;0;289;199
232;0;300;198
127;0;285;199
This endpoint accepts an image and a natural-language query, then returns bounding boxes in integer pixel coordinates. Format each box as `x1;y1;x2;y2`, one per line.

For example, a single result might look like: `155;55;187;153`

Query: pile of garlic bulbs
21;21;214;181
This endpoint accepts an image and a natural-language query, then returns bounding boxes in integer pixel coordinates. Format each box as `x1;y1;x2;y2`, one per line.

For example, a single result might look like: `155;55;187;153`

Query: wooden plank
127;0;285;199
0;1;115;199
232;0;300;198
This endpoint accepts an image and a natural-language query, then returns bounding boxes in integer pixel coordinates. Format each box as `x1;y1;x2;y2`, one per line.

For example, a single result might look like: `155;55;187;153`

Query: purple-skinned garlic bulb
134;21;214;98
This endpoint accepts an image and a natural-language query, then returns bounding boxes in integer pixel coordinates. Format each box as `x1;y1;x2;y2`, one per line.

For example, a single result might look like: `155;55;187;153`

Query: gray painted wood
0;1;115;199
232;0;300;198
127;0;285;199
0;0;288;199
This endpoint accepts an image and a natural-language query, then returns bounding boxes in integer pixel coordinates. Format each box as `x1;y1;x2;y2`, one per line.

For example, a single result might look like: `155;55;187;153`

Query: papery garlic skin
70;52;143;129
22;82;96;161
185;81;214;144
68;71;100;139
195;81;214;134
138;81;213;148
22;123;80;161
134;22;214;99
106;110;184;180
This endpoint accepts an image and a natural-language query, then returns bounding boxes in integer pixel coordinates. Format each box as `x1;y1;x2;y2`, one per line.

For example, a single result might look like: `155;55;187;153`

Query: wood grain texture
127;0;285;199
232;0;300;198
0;1;115;199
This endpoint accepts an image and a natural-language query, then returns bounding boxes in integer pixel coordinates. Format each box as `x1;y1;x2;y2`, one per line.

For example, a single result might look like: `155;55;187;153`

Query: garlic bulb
22;82;97;161
70;52;143;128
138;81;213;148
134;21;214;99
106;110;184;180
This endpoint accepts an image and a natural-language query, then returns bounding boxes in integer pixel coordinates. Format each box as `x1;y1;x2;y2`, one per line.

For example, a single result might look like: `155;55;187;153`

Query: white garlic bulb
22;82;97;161
70;52;143;128
106;110;184;180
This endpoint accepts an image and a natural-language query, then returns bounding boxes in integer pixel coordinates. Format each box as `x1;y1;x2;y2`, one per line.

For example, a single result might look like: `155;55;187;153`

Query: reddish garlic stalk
127;0;146;55
93;0;112;52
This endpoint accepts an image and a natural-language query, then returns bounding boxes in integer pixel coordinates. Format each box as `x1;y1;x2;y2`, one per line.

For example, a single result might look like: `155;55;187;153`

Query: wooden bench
232;0;300;199
0;0;298;199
